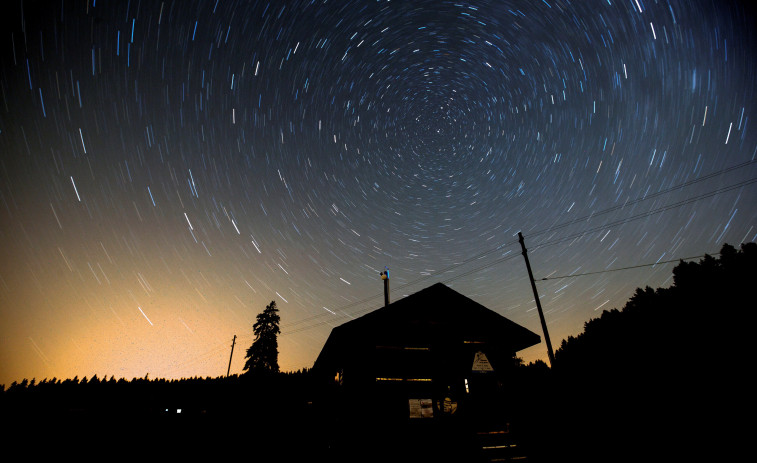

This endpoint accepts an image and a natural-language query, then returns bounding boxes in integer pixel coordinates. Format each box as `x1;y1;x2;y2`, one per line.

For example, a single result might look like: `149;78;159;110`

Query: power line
163;342;230;377
537;253;718;281
280;239;520;331
282;246;525;335
173;164;757;374
441;252;522;286
532;177;757;251
438;179;755;286
282;175;757;336
527;159;757;240
281;163;757;333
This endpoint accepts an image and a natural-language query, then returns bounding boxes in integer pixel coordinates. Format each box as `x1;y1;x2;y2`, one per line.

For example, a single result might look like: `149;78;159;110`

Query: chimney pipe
380;267;390;306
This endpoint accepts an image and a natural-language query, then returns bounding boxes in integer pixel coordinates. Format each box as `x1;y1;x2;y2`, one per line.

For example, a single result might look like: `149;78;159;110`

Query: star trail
1;0;755;385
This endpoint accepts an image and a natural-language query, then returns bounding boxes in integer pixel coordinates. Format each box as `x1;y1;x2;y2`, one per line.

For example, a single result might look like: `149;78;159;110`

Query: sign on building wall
409;398;434;418
472;351;494;372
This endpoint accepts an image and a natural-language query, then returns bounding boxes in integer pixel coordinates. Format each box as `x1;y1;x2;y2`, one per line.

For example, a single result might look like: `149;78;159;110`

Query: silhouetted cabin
313;283;540;422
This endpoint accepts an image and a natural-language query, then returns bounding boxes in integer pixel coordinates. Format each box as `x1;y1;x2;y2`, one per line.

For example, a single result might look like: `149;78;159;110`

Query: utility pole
518;232;556;368
227;334;236;377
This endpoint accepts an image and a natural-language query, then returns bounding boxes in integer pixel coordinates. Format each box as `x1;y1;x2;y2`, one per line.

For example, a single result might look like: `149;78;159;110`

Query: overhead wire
527;159;757;240
531;177;757;251
280;237;519;330
175;162;756;374
283;173;757;333
537;253;718;281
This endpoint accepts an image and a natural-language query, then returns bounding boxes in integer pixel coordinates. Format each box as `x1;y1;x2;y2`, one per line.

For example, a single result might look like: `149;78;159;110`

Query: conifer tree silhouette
243;301;281;374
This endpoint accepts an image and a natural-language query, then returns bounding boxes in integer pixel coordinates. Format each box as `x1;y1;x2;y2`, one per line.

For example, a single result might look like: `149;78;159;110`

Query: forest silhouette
2;242;753;461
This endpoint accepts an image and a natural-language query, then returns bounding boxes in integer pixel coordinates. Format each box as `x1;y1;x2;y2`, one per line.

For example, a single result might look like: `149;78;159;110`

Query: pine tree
243;300;281;374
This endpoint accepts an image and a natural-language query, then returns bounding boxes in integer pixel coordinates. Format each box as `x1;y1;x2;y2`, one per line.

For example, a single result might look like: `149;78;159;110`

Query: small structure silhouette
313;282;540;460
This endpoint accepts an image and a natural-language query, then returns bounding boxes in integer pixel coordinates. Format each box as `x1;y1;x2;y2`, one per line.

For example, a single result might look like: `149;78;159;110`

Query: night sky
1;0;755;386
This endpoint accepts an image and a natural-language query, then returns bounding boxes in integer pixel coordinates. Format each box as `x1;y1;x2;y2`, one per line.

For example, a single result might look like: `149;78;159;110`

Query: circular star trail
1;0;755;384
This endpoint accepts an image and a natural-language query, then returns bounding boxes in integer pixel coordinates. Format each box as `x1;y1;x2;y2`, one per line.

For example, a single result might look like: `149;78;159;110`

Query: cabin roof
313;283;540;371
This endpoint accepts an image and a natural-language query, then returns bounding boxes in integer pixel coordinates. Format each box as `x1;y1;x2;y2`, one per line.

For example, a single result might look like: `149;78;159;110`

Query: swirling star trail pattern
1;0;755;384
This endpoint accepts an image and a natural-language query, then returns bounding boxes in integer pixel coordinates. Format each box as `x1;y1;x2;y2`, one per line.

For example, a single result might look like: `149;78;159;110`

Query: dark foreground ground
3;365;749;462
6;382;746;463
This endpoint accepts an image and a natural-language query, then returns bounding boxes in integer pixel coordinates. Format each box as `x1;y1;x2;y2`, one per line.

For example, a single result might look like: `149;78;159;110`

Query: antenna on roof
380;267;390;307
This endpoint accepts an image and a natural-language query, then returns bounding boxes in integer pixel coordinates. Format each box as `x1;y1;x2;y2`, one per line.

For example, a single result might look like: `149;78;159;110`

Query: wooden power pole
518;232;556;368
227;334;236;377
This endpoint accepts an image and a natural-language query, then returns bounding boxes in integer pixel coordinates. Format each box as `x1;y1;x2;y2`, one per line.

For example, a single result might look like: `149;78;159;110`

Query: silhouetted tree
243;300;281;375
542;242;757;463
554;242;756;373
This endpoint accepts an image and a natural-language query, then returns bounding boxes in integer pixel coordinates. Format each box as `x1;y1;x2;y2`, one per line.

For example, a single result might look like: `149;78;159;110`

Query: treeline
553;241;755;374
513;242;755;462
2;369;318;459
2;369;313;417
